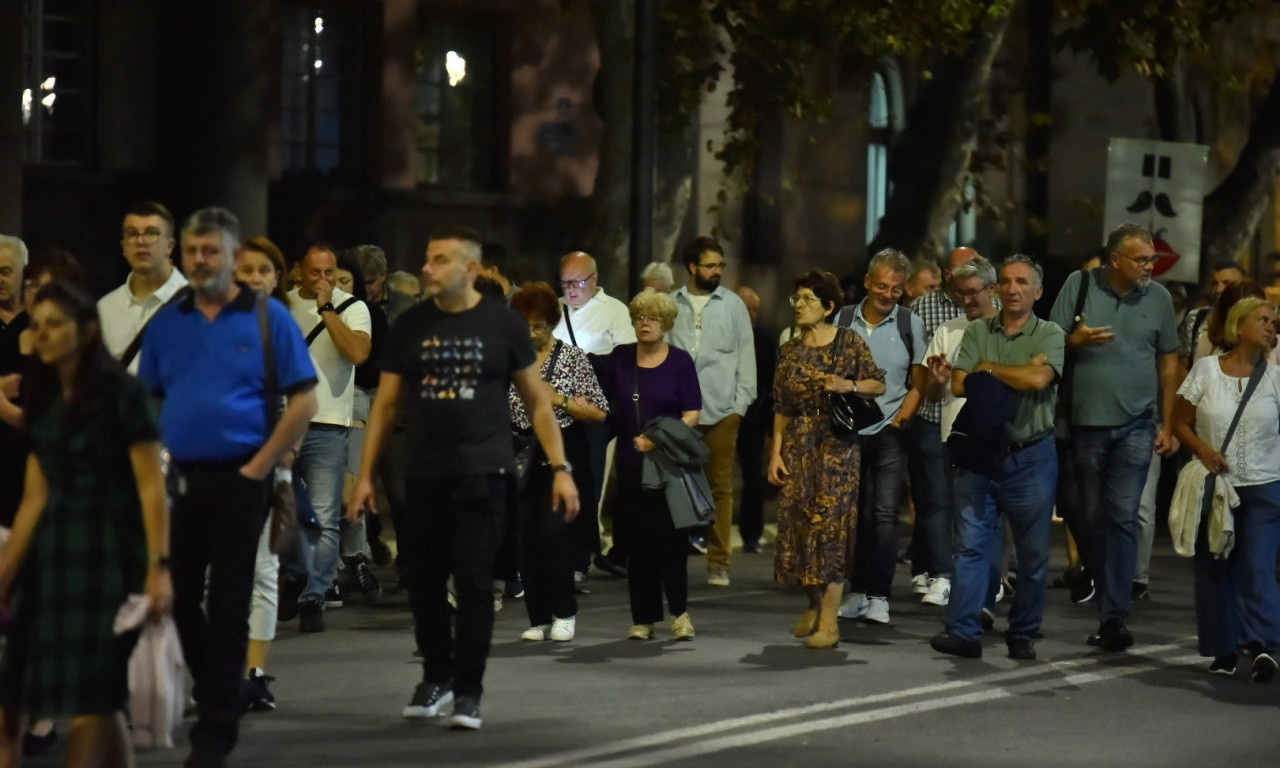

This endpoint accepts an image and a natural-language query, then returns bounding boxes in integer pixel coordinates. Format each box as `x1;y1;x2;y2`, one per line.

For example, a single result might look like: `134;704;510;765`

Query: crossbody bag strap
305;296;360;346
632;346;642;427
1060;269;1092;423
1219;357;1268;456
562;303;579;347
120;286;190;368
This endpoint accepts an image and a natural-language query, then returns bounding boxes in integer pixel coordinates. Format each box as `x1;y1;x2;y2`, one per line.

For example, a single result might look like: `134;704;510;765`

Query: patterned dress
0;368;159;717
773;328;884;586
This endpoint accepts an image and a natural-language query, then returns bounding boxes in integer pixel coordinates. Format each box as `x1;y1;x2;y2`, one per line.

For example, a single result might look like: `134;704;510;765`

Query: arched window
866;63;902;245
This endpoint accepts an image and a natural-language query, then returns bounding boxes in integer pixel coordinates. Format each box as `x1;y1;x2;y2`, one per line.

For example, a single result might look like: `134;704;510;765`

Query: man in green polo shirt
931;255;1064;661
1049;222;1180;653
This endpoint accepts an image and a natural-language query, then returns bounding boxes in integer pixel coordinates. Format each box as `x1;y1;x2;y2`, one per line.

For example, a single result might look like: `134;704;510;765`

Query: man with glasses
668;236;756;587
553;251;635;588
905;247;991;606
1049;222;1180;652
98;201;188;373
836;248;926;625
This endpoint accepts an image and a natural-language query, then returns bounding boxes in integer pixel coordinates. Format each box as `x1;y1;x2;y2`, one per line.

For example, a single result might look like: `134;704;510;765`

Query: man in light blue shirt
835;248;925;625
668;236;757;587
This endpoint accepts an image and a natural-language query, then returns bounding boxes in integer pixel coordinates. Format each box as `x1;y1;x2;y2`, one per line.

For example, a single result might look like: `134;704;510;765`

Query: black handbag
825;327;882;440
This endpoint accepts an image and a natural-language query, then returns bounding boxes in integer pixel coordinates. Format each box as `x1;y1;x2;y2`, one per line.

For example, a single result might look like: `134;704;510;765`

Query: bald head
560;250;600;309
736;286;761;326
946;247;981;274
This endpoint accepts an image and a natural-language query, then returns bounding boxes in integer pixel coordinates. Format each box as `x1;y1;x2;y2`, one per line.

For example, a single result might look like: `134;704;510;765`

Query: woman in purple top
598;288;701;641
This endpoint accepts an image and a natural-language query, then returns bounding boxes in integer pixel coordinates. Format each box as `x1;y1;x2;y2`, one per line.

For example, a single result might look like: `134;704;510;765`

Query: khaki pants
699;413;742;571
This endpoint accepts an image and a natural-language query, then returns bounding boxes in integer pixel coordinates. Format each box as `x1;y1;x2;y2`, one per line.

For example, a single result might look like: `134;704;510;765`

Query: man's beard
190;267;232;297
695;273;720;292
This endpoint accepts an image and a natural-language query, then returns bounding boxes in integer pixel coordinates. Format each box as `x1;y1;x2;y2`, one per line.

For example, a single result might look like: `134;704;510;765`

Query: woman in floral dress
769;271;884;649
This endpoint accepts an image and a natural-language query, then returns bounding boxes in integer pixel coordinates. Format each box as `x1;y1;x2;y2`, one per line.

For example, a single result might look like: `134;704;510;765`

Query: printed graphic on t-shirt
420;335;484;400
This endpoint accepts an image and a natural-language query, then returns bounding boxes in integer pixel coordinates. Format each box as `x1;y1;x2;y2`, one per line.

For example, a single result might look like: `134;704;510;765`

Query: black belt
1007;431;1052;454
310;422;347;431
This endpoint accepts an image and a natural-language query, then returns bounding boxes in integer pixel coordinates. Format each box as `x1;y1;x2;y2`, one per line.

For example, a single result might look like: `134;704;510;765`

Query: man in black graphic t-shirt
349;225;579;731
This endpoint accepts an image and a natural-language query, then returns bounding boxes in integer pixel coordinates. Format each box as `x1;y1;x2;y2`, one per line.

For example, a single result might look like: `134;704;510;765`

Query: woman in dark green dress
0;280;171;766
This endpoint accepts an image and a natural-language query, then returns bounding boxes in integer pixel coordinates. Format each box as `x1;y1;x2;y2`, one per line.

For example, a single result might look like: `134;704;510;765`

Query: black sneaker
1087;618;1133;652
1131;581;1150;601
981;607;996;632
1209;653;1238;676
447;696;482;730
278;572;306;621
503;578;525;600
1006;637;1036;661
324;580;343;608
687;534;708;555
356;560;382;604
930;631;982;659
403;682;453;718
1251;652;1278;683
1070;571;1096;604
22;726;57;757
244;668;276;712
369;537;393;567
299;599;325;633
593;553;629;578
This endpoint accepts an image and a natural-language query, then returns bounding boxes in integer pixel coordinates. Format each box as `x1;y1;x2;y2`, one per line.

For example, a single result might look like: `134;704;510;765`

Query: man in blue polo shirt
1049;222;1180;652
835;248;926;625
139;207;317;768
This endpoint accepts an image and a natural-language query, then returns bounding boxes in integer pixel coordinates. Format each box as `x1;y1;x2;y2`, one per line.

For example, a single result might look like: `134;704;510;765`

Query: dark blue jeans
908;418;954;578
851;425;909;599
1070;415;1156;623
947;436;1057;641
1234;482;1280;652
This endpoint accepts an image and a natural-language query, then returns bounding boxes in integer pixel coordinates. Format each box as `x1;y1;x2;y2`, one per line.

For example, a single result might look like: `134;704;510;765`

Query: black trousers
171;461;270;757
615;463;687;625
519;466;577;625
402;473;510;699
736;402;771;546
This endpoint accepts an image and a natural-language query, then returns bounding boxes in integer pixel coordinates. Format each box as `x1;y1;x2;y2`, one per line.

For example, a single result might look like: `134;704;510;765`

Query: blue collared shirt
667;285;757;425
840;300;926;435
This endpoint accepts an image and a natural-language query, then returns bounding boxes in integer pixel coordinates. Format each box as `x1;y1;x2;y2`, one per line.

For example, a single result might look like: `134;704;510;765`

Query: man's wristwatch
318;302;336;314
550;462;574;475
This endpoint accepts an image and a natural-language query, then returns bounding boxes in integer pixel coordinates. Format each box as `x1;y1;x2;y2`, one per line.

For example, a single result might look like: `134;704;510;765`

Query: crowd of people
0;208;1278;767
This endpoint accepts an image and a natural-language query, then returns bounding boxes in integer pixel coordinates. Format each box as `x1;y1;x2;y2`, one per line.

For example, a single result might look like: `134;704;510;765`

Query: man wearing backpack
834;248;926;625
283;242;372;632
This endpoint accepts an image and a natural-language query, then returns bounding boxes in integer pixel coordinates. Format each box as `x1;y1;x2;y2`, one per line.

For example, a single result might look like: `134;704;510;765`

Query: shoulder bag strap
1219;357;1268;456
1190;308;1209;354
895;305;914;387
632;346;642;427
258;292;280;432
562;303;580;347
120;286;191;368
546;339;565;379
1060;269;1092;424
305;296;360;346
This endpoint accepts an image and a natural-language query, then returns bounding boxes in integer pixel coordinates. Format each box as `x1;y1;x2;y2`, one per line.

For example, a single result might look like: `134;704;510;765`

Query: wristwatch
852;380;859;393
318;302;336;314
550;462;574;475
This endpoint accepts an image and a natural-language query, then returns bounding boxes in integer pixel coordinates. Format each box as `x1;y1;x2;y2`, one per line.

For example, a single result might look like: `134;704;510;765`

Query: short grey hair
867;248;911;279
1001;254;1044;287
951;255;996;287
181;207;241;252
640;261;674;292
353;244;388;280
0;235;28;269
1105;222;1152;255
388;270;421;295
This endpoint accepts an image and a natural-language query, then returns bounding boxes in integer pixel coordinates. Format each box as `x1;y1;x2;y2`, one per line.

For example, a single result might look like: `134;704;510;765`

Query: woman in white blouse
1172;296;1280;682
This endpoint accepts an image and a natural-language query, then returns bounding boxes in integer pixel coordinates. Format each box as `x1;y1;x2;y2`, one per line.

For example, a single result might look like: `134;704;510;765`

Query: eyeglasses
789;294;821;308
122;228;165;244
633;315;661;326
559;273;596;290
870;282;905;297
528;321;550;334
697;262;727;271
955;287;990;300
1122;254;1159;268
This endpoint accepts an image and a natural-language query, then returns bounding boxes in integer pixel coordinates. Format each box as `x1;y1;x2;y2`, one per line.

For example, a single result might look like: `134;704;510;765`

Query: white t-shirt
1177;356;1280;487
925;315;975;441
552;287;636;356
288;287;372;427
685;292;713;353
97;267;189;374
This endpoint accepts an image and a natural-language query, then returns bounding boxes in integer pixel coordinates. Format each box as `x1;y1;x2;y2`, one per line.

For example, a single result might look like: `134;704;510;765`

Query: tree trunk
1152;12;1189;143
652;114;698;267
868;3;1013;261
1020;0;1053;257
1201;72;1280;265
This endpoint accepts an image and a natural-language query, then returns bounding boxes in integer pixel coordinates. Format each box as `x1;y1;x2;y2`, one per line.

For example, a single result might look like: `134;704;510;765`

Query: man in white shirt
284;242;372;632
97;201;189;373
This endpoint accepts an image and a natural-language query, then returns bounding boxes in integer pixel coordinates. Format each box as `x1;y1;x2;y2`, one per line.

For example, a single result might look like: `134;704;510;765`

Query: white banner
1104;138;1209;284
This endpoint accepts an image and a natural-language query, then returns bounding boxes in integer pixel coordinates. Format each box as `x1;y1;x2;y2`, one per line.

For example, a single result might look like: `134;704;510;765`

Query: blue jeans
851;426;909;599
908;418;954;578
947;436;1057;642
1069;415;1156;623
1234;482;1280;652
290;424;350;603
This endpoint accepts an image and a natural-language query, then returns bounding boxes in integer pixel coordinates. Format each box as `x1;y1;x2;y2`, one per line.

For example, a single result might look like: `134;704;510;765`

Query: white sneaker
837;592;869;620
911;572;931;595
521;624;550;641
549;616;576;642
707;568;731;587
863;596;891;624
922;576;951;606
